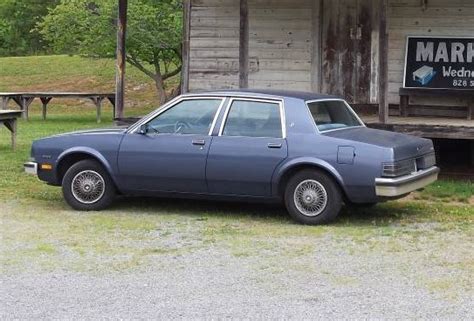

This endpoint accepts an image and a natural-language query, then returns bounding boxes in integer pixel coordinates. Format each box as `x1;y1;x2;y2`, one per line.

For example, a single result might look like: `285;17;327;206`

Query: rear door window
222;100;283;138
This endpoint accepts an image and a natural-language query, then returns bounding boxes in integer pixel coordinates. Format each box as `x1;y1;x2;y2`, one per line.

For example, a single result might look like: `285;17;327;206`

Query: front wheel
284;169;342;225
62;159;116;211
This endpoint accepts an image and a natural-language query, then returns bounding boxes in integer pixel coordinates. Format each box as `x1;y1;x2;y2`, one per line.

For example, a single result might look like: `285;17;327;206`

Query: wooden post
470;141;474;167
10;118;16;150
1;96;7;110
3;118;17;150
107;95;116;119
181;0;191;94
400;94;409;117
378;0;389;124
21;97;34;121
97;98;102;123
468;99;473;121
239;0;249;89
90;97;103;123
40;97;52;120
115;0;128;120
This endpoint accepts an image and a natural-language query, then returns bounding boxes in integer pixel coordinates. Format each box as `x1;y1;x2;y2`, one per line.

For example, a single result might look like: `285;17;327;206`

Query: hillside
0;55;171;116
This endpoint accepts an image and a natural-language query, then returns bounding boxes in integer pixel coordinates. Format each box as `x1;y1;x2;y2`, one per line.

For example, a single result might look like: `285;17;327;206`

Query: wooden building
181;0;474;173
183;0;474;128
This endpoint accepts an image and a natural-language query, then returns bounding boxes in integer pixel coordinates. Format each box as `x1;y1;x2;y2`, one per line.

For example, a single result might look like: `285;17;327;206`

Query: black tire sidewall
284;169;342;225
62;159;115;211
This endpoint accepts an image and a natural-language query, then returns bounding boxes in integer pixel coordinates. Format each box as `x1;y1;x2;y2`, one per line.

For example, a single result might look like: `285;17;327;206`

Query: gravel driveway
1;198;473;319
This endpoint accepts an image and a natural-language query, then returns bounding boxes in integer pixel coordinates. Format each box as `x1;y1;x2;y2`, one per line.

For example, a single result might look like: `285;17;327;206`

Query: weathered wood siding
189;0;318;91
247;0;314;91
188;0;474;118
189;0;240;90
388;0;474;112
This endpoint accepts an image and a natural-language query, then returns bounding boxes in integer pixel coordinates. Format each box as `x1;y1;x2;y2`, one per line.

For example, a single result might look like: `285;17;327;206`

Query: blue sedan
24;90;439;225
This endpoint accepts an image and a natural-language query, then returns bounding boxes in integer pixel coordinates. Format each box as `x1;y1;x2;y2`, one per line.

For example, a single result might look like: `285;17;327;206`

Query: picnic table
0;110;22;150
0;92;116;123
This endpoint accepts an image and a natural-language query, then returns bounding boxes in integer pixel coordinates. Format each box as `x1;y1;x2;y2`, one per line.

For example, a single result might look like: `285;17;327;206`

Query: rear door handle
192;139;206;146
267;143;282;149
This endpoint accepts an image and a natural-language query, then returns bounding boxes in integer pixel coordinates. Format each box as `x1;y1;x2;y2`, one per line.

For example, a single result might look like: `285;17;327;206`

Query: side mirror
138;124;148;135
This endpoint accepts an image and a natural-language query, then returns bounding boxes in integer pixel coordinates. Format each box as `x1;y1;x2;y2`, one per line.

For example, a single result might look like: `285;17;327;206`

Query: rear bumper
24;162;38;175
375;166;440;197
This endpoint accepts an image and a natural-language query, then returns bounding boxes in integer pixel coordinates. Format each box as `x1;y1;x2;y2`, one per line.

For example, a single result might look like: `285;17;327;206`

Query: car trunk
324;127;434;160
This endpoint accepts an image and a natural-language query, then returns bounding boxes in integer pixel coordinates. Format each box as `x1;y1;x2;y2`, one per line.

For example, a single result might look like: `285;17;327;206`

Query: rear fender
272;157;347;197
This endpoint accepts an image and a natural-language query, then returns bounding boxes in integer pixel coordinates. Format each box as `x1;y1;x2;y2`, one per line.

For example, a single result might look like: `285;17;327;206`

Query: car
24;90;439;225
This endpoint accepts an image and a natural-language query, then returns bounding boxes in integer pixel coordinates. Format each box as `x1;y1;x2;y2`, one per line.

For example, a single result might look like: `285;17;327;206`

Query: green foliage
0;0;59;56
37;0;183;102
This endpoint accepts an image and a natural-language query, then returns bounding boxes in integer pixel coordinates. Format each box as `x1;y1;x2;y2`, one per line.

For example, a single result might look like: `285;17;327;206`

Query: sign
403;36;474;89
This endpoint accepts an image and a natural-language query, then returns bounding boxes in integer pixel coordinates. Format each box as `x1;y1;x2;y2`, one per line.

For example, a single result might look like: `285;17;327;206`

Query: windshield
307;100;363;132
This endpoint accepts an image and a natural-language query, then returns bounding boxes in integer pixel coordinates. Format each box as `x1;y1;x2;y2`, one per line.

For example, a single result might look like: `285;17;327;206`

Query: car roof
185;89;341;101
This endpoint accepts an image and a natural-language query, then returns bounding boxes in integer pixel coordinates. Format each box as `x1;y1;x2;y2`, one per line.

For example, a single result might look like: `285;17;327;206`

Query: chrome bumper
375;166;440;197
24;162;38;175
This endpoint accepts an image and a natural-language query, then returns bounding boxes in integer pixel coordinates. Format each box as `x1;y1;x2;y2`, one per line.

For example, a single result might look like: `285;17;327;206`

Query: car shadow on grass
109;196;410;227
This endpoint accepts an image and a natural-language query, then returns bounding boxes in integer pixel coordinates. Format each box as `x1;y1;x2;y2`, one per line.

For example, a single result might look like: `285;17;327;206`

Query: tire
62;159;116;211
284;169;342;225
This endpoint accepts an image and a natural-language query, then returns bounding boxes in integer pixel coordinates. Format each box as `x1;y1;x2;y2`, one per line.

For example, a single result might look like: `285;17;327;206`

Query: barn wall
188;0;320;92
388;0;474;109
247;0;314;91
189;0;240;90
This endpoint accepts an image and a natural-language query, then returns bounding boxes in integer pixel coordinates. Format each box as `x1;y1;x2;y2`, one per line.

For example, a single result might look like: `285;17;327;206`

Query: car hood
324;127;434;160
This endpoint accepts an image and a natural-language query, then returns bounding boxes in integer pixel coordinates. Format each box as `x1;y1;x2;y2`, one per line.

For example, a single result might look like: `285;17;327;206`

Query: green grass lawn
0;55;473;276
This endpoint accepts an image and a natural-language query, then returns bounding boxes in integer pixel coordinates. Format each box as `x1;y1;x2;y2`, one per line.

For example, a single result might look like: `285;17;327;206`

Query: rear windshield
307;100;362;132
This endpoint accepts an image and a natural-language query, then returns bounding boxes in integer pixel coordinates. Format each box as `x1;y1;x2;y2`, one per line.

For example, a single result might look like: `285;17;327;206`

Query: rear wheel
284;169;342;225
62;159;116;211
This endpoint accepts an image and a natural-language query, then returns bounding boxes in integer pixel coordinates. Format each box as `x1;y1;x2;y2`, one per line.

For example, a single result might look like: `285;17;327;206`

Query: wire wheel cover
71;170;105;204
293;179;328;217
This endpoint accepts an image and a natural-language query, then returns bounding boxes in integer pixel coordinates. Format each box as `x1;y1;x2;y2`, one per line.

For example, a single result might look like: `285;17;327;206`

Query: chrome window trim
217;97;286;139
128;96;226;136
305;98;366;134
180;92;287;101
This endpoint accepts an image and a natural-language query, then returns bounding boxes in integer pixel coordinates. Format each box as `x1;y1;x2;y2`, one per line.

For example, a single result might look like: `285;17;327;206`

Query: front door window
147;98;223;135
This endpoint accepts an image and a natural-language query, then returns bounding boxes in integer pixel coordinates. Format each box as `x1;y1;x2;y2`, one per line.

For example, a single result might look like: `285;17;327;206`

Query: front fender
55;147;117;185
272;157;346;197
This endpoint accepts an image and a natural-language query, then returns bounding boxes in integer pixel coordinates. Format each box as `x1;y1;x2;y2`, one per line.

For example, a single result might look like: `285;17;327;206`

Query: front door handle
267;143;282;149
192;139;206;146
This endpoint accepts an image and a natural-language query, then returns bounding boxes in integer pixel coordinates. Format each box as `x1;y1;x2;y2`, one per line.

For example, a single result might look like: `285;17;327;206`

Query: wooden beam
115;0;128;119
378;0;389;123
311;0;322;93
181;0;191;94
239;0;249;89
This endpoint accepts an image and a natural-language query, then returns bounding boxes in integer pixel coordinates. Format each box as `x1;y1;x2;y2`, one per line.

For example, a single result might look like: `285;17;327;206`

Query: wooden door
321;0;373;104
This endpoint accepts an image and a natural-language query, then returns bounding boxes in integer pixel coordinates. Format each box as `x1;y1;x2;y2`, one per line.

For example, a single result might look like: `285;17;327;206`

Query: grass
414;180;473;203
0;54;473;297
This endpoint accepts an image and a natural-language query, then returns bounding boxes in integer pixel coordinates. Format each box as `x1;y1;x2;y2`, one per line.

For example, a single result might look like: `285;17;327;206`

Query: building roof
190;89;341;101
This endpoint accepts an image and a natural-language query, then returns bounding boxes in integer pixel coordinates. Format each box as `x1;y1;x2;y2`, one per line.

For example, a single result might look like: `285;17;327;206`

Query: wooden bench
0;92;116;123
0;110;22;150
399;88;474;120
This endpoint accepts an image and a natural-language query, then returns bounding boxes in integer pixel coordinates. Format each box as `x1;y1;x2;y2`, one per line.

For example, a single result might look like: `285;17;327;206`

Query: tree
38;0;182;104
0;0;59;56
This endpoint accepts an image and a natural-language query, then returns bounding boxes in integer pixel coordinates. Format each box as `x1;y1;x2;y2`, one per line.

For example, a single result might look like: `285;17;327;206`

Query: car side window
222;100;282;138
147;99;222;135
